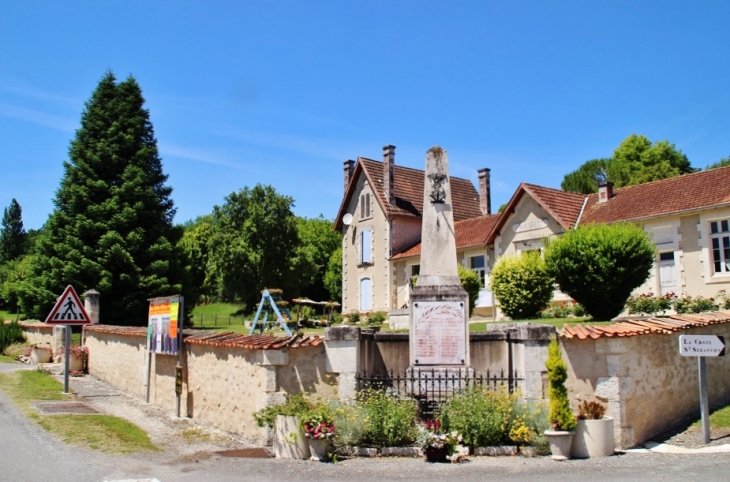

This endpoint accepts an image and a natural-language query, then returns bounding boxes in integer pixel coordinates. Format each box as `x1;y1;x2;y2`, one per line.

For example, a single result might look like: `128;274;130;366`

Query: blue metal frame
249;290;293;335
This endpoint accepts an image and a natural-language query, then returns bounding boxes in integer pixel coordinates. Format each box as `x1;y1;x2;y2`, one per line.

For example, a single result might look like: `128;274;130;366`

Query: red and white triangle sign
45;285;91;325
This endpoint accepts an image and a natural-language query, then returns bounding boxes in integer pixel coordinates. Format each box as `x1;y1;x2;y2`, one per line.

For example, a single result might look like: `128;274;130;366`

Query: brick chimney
478;168;491;215
343;159;355;193
598;182;614;203
383;145;396;206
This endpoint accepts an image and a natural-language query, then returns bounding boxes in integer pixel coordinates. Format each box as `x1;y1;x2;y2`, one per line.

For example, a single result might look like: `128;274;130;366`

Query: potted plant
65;345;88;372
416;420;462;463
544;338;577;460
301;404;336;461
30;343;52;364
571;400;615;458
253;393;312;459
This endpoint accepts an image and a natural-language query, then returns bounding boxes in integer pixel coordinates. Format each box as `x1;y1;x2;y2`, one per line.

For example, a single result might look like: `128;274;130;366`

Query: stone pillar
507;324;555;402
254;349;289;445
594;338;633;449
324;326;361;400
478;168;491;215
83;289;100;324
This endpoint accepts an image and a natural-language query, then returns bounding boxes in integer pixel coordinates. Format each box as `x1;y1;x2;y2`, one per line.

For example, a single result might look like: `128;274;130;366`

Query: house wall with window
689;207;730;298
493;196;564;259
341;176;391;315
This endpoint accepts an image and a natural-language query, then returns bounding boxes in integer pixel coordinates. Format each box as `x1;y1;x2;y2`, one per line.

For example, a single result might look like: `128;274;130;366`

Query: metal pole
699;357;710;444
176;296;185;418
63;326;71;393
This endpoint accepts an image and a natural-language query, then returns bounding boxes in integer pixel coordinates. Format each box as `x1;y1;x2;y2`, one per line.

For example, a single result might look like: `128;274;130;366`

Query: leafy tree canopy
706;157;730;170
323;246;342;302
490;250;554;320
562;134;694;194
0;198;27;263
20;71;190;324
293;216;341;302
544;223;655;321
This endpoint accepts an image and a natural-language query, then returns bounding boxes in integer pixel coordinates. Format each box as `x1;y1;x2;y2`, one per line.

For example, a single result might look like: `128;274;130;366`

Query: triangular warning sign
45;285;91;325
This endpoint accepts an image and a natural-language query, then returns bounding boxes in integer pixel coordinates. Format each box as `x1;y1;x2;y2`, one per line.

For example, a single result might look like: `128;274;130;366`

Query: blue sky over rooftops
2;1;730;229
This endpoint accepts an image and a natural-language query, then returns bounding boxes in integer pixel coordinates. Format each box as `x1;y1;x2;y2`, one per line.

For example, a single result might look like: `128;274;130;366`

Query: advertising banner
147;296;182;355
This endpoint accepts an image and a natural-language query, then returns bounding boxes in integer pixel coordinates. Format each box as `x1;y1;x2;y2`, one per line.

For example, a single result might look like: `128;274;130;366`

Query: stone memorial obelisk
409;146;470;368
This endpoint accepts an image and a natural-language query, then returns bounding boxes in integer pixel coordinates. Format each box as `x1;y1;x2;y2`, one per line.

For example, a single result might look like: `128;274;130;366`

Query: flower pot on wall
273;415;311;459
31;347;52;364
544;430;574;460
571;418;615;458
64;356;84;372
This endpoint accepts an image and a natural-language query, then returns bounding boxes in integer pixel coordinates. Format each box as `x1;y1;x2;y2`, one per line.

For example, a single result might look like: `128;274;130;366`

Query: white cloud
0;102;76;132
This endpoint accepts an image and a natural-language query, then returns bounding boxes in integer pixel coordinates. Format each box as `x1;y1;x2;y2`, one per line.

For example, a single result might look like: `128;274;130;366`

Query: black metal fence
355;368;523;420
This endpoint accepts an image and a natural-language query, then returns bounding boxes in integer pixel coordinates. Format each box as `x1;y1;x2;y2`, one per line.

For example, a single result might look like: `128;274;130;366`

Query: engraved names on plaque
413;301;466;365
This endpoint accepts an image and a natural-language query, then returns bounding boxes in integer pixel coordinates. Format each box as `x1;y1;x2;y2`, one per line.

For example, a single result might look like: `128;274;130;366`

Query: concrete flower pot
544;430;574;460
30;347;52;364
64;356;84;372
571;417;615;458
306;435;333;461
273;416;310;459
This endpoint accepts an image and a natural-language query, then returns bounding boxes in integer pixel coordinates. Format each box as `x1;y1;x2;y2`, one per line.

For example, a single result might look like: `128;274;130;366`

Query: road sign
45;285;91;325
679;335;726;357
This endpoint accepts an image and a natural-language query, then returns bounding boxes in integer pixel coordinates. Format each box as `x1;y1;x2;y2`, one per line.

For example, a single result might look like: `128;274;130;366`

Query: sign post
679;334;726;444
45;286;91;394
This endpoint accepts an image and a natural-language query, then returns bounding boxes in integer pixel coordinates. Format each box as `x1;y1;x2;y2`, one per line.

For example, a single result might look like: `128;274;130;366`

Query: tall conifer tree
0;198;26;263
22;72;188;324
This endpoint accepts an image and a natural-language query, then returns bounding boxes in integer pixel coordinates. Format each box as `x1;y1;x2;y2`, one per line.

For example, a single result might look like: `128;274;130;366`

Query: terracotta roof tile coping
84;325;324;349
561;311;730;340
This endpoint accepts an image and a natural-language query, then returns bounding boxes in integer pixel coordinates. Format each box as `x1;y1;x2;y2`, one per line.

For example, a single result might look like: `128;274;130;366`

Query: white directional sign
679;335;726;357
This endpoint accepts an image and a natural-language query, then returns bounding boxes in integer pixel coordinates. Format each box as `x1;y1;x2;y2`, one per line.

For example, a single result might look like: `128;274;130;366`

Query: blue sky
2;1;730;230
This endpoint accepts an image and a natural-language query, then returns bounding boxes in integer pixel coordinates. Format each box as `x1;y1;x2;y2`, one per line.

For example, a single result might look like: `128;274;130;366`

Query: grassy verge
0;369;159;453
469;317;609;331
191;302;248;328
691;403;730;429
0;309;23;321
0;354;16;363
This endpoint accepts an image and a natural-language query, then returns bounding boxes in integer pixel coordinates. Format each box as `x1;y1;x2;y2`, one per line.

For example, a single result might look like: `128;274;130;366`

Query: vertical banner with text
148;296;182;355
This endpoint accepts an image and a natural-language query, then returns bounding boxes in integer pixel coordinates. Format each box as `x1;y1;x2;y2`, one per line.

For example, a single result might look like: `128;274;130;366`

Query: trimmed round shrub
490;251;554;320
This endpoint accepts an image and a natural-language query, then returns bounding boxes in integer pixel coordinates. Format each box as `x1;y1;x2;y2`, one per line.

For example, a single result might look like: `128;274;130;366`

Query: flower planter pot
64;356;84;372
306;436;333;461
424;446;450;463
31;347;52;364
571;418;615;458
544;430;574;460
273;415;310;459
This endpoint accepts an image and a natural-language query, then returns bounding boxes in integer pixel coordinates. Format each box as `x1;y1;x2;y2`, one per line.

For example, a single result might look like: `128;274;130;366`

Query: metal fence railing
355;368;523;420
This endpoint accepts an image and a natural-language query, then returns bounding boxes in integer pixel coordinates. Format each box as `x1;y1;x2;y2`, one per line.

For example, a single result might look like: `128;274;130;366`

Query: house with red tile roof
336;147;730;322
333;145;494;321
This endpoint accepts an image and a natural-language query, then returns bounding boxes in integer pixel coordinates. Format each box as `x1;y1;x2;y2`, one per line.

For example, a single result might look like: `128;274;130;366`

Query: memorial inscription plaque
413;301;466;365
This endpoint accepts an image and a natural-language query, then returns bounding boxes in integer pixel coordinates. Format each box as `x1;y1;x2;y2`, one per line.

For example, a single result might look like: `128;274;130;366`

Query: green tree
706;157;730;170
562;135;695;193
544;223;655;321
490;250;554;320
457;263;481;315
178;215;217;304
0;199;27;263
20;72;190;325
209;184;299;309
323;247;342;302
546;339;576;432
560;159;608;194
293;216;341;301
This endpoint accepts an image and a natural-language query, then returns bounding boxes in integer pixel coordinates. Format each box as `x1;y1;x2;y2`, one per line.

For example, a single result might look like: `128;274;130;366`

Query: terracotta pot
424;446;450;463
571;418;615;458
31;347;52;364
544;430;574;460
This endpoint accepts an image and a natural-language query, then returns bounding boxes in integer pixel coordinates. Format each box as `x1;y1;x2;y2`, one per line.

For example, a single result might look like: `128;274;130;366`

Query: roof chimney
343;159;355;193
478;168;491;215
383;145;396;206
598;182;614;203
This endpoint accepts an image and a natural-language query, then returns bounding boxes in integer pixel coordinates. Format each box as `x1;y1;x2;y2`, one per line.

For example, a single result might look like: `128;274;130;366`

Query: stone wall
20;322;54;346
562;322;730;449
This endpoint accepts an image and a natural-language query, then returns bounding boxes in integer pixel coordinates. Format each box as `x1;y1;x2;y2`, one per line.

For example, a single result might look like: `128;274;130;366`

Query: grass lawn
691;403;730;429
0;309;22;322
0;369;159;453
0;354;16;363
469;317;610;331
191;302;248;328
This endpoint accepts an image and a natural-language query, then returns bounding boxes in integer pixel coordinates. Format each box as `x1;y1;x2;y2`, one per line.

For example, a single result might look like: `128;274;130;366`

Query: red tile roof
561;311;730;340
391;214;499;260
334;156;483;229
580;166;730;224
84;324;324;349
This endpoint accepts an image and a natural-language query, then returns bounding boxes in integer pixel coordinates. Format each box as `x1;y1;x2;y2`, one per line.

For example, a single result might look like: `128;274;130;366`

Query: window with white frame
710;219;730;274
360;193;371;219
360;278;372;311
470;255;486;286
360;229;372;264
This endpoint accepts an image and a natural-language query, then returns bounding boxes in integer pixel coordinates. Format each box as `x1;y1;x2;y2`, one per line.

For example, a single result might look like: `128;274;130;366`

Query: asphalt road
2;362;730;482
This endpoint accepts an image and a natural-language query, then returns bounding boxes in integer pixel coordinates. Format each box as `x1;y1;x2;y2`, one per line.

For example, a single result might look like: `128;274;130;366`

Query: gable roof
334;157;483;230
391;214;499;260
580;166;730;224
486;183;586;242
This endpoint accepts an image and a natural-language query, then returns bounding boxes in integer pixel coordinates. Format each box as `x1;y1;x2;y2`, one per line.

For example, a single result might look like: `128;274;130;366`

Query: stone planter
571;418;615;458
273;416;310;459
544;430;574;460
31;347;52;364
306;435;334;461
64;356;84;372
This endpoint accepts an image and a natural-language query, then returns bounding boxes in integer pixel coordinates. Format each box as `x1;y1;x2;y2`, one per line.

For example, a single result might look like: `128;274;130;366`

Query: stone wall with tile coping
562;322;730;449
19;322;54;346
